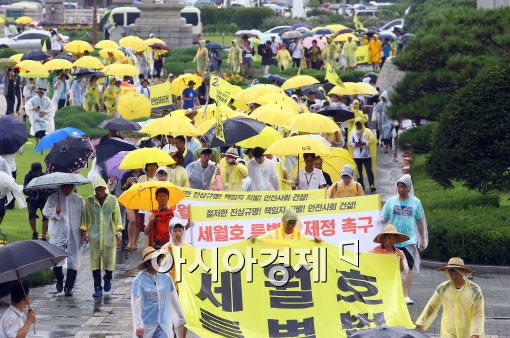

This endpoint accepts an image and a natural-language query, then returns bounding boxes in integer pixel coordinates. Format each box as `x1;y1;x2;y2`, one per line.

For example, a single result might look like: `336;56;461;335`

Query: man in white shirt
289;38;303;68
138;79;150;99
292;153;327;190
0;282;36;338
247;147;280;191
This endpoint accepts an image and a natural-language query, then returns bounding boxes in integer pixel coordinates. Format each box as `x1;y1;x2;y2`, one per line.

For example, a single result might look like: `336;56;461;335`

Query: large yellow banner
178;240;414;337
150;82;172;110
356;46;370;64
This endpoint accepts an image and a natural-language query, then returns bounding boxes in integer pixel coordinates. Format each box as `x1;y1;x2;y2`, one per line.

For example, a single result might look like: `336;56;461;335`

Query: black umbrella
0;115;27;154
301;84;327;100
71;68;104;77
45;136;94;173
95;137;136;164
21;49;50;61
55;55;76;62
362;72;378;83
98;117;141;131
347;326;428;338
268;74;287;85
205;42;225;50
38;21;52;26
149;43;170;50
318;107;354;123
203;116;266;148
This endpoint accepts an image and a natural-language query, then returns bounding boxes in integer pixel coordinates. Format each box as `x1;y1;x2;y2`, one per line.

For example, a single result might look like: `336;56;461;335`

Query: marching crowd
0;28;485;338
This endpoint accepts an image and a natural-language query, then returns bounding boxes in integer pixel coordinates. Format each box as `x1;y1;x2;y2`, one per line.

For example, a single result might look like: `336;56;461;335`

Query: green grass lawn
1;139;92;243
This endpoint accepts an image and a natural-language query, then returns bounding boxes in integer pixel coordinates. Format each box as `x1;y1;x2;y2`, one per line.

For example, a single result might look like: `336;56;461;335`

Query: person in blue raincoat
80;177;122;298
131;247;187;338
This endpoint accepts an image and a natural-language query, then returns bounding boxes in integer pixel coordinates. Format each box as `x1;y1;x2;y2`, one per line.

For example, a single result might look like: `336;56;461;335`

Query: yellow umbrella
95;40;120;49
250;103;299;127
237;126;282;149
334;33;359;43
284;113;341;133
119;148;175;170
265;135;332;156
140;116;198;137
64;40;94;55
290;147;356;183
73;56;104;69
118;181;184;211
329;82;377;96
254;93;300;110
325;24;349;32
16;60;48;78
281;75;320;90
0;18;5;24
232;84;283;111
169;73;203;96
99;48;125;61
15;16;32;25
104;63;139;78
194;104;242;126
43;59;73;71
169;109;192;122
120;36;146;52
145;38;166;46
10;54;23;63
117;92;151;120
356;82;378;96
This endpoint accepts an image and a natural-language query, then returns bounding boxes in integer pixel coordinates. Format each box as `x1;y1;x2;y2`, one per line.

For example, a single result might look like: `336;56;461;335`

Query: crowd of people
0;25;485;338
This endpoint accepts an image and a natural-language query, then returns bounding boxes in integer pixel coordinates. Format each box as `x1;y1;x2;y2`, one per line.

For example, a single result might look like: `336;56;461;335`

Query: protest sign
356;45;370;64
188;194;381;250
325;62;344;87
177;240;413;337
209;75;240;106
150;82;172;110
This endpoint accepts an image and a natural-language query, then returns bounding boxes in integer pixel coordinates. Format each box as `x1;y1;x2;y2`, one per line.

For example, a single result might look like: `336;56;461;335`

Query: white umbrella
25;172;90;190
281;31;302;39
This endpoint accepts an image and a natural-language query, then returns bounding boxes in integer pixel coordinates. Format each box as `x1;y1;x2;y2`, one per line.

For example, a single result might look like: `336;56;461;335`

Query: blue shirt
182;88;197;109
382;195;424;247
382;43;391;58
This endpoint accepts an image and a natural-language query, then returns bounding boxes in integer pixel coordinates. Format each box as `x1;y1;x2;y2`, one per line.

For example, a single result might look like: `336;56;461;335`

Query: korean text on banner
188;194;381;250
209;75;239;106
356;45;369;64
177;240;414;337
150;82;172;110
325;62;343;87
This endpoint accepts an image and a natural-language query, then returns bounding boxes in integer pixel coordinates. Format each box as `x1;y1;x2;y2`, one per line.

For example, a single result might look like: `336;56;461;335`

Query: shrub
396;123;437;153
306;8;333;17
55;106;110;139
0;48;19;58
201;7;274;30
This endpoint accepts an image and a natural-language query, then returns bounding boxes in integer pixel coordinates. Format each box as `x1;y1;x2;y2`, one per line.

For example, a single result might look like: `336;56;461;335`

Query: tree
389;7;510;121
426;55;510;193
404;0;476;33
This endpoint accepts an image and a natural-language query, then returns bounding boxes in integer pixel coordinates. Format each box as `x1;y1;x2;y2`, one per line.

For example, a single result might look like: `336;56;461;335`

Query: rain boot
53;266;64;293
103;270;112;292
64;269;77;296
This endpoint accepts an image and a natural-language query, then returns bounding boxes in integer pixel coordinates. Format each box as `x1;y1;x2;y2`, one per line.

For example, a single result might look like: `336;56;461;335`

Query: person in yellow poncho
192;40;208;75
347;99;368;132
211;147;248;191
342;36;358;71
259;207;308;240
84;76;100;112
80;177;122;298
276;45;292;71
368;35;382;71
416;257;485;338
103;52;116;66
103;78;119;116
327;164;364;198
324;38;338;70
361;34;369;46
227;39;242;74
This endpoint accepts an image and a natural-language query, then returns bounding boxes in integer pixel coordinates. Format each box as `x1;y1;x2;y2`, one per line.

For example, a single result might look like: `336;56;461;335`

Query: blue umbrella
35;127;85;152
205;42;225;50
21;49;51;61
315;28;333;35
0;115;27;155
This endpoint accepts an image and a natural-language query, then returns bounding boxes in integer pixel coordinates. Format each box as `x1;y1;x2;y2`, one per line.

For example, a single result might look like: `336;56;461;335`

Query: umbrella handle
17;277;36;333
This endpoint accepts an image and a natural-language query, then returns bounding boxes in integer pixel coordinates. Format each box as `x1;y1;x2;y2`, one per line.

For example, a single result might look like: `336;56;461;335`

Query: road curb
421;259;510;275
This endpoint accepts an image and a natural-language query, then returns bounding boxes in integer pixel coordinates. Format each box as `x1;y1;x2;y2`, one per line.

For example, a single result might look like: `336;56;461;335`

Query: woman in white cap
211;147;248;191
415;257;484;337
131;247;186;338
327;164;364;198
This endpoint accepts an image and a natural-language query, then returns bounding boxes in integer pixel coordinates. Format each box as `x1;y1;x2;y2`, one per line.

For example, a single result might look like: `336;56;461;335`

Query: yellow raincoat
416;275;485;337
260;208;307;240
324;42;338;69
347;100;368;131
80;178;123;271
103;81;119;115
193;40;208;75
347;117;377;179
84;81;100;112
327;180;364;198
276;48;292;71
211;157;248;192
227;40;242;74
368;37;382;64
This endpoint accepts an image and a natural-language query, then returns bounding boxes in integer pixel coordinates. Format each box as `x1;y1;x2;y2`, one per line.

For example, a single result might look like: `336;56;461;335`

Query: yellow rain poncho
84;81;100;112
324;41;338;70
276;47;292;71
342;40;358;68
260;207;307;240
368;37;382;64
103;80;119;116
227;39;242;74
193;40;208;75
211;157;248;192
347;99;368;132
416;272;485;337
80;178;122;271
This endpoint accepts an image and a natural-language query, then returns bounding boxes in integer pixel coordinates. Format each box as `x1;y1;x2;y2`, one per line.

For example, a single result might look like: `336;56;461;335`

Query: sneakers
92;286;103;298
103;279;112;293
32;232;38;240
370;185;377;192
405;297;414;305
64;288;73;297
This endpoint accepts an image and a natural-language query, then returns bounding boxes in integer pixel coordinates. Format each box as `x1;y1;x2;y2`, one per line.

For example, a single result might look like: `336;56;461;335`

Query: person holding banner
247;147;280;191
327;164;364;198
256;207;321;242
382;174;428;305
415;257;484;337
212;147;248;191
162;217;191;248
292;153;327;190
131;247;187;338
370;224;409;276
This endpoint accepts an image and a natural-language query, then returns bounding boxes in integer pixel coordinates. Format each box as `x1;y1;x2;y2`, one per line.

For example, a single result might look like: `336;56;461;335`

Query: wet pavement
0;146;509;337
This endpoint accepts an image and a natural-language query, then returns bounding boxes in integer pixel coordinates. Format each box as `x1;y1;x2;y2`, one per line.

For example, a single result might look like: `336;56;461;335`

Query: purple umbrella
104;151;130;180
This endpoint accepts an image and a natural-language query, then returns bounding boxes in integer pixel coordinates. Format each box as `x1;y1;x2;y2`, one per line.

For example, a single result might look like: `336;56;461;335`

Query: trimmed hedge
55;106;110;139
396;123;437;153
0;48;19;58
201;7;274;30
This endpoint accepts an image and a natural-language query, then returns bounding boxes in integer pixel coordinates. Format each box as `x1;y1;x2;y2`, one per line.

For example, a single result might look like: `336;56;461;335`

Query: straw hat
137;246;160;271
437;257;473;273
373;224;410;244
223;147;239;158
